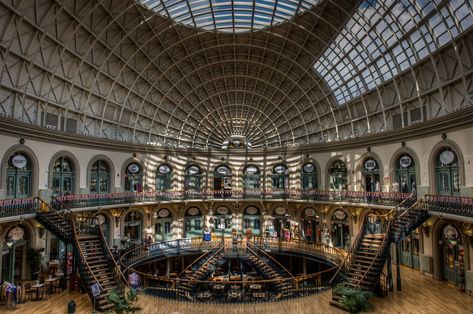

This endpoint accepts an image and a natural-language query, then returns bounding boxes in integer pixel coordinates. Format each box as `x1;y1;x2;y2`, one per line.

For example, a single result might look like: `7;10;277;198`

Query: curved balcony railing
250;236;345;266
0;198;38;218
120;238;222;268
120;237;342;303
423;194;473;218
52;190;413;210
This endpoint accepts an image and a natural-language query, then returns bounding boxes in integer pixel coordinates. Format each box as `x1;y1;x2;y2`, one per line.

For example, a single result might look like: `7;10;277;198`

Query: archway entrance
301;208;320;242
154;209;173;242
185;207;203;238
438;224;465;286
331;209;350;249
243;206;261;236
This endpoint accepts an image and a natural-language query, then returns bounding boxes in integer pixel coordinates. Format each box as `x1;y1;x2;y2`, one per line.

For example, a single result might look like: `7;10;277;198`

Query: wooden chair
23;282;35;302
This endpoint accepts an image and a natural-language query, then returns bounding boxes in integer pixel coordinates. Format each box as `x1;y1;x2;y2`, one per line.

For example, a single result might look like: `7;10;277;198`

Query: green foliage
26;248;42;278
333;284;375;314
107;288;141;314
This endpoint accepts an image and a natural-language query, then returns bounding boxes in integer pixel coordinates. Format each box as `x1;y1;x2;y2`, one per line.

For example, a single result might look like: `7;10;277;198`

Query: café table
45;277;57;294
31;283;44;301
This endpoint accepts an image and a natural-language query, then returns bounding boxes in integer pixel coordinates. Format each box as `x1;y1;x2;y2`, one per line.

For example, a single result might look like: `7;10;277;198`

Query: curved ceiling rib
0;0;471;150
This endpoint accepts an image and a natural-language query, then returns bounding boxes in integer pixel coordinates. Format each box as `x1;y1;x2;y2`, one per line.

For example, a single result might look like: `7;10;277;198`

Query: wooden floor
8;267;473;314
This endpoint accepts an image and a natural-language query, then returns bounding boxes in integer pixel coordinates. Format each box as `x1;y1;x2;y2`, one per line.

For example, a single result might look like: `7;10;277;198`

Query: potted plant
26;248;43;280
107;288;141;314
333;284;374;314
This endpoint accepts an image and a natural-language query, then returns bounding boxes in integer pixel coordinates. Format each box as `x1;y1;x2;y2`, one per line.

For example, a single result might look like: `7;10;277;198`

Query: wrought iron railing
0;198;37;217
52;190;413;210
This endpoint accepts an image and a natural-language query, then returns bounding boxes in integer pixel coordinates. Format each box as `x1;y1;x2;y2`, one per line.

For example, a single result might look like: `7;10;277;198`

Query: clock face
8;226;24;241
439;150;455;165
95;215;106;225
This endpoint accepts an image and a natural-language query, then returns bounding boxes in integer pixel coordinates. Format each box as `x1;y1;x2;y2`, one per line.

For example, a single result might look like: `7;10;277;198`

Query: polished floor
8;267;473;313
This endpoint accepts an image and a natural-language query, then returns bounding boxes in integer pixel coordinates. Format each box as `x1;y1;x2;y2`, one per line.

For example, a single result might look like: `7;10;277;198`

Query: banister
97;220;128;286
247;242;294;279
48;197;103;290
353;219;393;290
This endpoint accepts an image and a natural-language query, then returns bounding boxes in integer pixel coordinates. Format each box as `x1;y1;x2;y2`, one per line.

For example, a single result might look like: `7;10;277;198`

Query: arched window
1;225;29;282
439;224;464;284
272;164;289;193
395;154;416;193
328;160;347;192
185;165;202;191
52;157;74;196
185;207;202;238
124;163;143;192
90;160;110;194
6;153;32;199
361;158;380;193
435;148;460;196
301;163;317;190
213;165;232;198
243;206;261;236
243;165;260;196
156;164;172;191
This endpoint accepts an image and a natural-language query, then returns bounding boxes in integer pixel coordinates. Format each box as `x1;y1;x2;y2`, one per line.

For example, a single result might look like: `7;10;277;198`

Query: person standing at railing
128;271;140;290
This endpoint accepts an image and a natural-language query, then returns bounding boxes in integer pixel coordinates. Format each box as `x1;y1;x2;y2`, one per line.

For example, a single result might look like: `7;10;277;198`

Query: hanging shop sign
187;207;200;216
364;159;377;171
246;166;259;174
274;165;286;174
8;226;24;241
303;163;315;173
245;207;258;215
187;165;200;175
443;224;458;240
158;209;170;218
304;208;317;217
333;210;346;220
439;150;455;165
399;155;412;168
12;155;27;168
158;165;171;174
274;207;287;215
216;206;229;215
95;215;106;225
127;163;140;174
216;166;230;175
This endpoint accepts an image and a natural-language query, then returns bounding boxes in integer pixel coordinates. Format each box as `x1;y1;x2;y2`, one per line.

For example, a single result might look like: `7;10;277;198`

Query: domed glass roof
137;0;319;32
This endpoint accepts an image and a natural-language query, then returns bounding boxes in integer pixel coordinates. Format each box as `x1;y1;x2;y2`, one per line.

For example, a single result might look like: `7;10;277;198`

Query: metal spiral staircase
36;197;126;312
330;196;429;310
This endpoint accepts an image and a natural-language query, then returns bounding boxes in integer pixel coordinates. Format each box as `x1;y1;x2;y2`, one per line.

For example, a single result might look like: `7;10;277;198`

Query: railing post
396;242;402;291
387;246;393;292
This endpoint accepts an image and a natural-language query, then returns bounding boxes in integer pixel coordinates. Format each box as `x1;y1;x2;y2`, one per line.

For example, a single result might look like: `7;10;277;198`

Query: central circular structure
137;0;319;33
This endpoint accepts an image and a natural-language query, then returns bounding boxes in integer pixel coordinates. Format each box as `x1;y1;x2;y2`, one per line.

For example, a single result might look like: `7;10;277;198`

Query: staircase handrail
380;193;415;218
247;242;294;279
353;219;393;290
177;249;214;278
329;216;368;284
186;246;224;283
97;220;129;286
49;196;103;290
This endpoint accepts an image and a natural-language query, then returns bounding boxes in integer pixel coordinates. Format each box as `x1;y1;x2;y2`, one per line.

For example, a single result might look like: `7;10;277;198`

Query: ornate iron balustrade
120;238;222;268
250;237;345;266
0;198;38;217
422;194;473;218
53;190;413;210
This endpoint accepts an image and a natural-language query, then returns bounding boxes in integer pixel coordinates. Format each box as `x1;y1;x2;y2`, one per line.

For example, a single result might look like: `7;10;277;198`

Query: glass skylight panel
137;0;319;32
314;0;473;106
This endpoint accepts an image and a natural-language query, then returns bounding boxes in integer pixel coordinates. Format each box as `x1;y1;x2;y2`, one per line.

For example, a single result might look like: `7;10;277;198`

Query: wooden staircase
330;197;429;310
36;198;123;312
77;234;119;312
35;201;72;242
245;246;294;299
178;247;225;300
